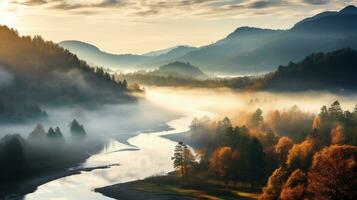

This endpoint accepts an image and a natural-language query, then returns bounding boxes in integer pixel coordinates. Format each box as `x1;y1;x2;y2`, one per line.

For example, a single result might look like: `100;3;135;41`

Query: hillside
0;26;133;122
153;62;207;79
265;48;357;91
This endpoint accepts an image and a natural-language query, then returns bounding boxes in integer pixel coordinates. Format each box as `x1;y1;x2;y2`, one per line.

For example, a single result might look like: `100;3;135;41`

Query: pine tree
28;123;47;141
172;142;195;183
70;119;87;140
251;108;264;128
328;101;343;117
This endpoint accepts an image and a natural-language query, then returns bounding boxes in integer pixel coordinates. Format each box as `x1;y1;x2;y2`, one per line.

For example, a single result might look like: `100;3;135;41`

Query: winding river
24;110;213;200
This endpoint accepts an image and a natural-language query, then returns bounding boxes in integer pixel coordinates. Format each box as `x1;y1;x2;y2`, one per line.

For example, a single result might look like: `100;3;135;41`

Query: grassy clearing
130;174;261;200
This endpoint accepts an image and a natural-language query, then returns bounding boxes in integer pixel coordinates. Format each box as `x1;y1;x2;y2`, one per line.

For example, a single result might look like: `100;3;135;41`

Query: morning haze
0;1;357;200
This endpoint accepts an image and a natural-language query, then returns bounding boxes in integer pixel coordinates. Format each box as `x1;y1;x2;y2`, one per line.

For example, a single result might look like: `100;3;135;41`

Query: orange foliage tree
210;146;240;184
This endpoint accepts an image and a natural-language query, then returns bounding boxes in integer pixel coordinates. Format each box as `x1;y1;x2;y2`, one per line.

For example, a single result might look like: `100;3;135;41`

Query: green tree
172;142;195;183
251;108;264;128
28;123;47;142
70;119;87;140
319;106;329;118
47;127;64;141
123;79;128;89
328;101;343;117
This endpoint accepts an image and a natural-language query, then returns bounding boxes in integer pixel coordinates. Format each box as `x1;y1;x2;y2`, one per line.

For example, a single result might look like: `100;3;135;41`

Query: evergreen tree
70;119;87;140
319;106;329;118
251;108;264;128
172;142;195;183
123;79;128;89
328;101;343;117
47;127;55;136
28;123;47;142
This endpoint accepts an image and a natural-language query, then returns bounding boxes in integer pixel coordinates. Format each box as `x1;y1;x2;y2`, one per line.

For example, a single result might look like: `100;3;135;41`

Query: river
22;87;357;199
24;109;213;200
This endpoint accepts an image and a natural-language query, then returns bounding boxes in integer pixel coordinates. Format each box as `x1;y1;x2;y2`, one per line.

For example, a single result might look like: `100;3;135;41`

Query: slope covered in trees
0;25;134;122
150;62;207;79
266;48;357;91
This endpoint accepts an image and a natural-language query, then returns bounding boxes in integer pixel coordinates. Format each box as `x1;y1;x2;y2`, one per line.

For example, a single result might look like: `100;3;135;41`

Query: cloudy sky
0;0;356;54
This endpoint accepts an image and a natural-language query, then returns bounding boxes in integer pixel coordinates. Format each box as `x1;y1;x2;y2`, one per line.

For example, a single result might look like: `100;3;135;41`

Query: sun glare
0;2;18;28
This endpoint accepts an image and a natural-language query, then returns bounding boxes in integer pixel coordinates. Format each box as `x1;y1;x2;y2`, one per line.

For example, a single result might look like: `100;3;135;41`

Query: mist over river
7;87;356;200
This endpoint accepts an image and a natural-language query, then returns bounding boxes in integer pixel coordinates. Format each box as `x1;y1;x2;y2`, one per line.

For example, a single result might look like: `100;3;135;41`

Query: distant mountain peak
59;40;100;51
340;5;357;14
226;26;279;39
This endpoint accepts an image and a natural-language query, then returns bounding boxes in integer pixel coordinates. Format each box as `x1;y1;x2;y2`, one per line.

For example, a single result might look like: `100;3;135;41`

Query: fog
145;87;357;119
1;87;356;141
0;100;177;142
0;66;13;88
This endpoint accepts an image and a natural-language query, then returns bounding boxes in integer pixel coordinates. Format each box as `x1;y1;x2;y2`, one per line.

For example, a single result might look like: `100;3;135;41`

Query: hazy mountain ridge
59;5;357;74
0;26;133;123
58;40;152;69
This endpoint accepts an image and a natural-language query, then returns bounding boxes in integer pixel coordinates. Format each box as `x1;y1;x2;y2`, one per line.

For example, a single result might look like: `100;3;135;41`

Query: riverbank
96;173;261;200
1;160;120;200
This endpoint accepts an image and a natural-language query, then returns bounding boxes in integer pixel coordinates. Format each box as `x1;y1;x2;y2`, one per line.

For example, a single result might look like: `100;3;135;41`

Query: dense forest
0;25;134;123
266;48;357;91
170;101;357;199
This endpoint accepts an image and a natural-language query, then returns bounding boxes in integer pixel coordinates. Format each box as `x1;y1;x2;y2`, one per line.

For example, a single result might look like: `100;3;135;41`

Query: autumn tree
280;169;307;200
286;138;316;170
259;167;289;200
307;145;357;200
274;136;294;165
210;146;240;184
330;124;345;145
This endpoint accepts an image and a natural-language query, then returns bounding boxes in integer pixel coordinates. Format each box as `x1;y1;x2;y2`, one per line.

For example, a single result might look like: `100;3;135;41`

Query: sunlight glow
0;2;18;28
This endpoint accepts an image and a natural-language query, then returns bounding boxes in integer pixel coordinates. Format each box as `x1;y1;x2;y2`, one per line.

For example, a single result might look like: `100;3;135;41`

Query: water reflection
24;110;211;200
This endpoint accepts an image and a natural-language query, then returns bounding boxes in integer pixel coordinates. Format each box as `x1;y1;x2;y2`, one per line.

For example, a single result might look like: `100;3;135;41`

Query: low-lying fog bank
0;100;178;143
146;87;357;119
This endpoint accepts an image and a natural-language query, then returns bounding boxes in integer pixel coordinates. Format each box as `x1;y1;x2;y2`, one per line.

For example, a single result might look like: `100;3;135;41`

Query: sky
0;0;356;54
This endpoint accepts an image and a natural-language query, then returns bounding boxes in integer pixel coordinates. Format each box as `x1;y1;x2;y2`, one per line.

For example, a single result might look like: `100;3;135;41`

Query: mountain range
59;5;357;73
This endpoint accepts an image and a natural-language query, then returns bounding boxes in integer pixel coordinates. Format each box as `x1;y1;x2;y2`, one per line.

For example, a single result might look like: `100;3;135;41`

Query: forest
168;101;357;199
0;25;135;123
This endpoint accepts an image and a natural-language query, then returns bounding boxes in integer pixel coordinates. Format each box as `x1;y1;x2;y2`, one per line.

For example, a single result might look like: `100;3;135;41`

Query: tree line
172;101;357;199
0;119;93;184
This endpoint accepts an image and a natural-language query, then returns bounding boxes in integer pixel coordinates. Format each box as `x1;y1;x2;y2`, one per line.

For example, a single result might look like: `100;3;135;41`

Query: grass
130;174;261;200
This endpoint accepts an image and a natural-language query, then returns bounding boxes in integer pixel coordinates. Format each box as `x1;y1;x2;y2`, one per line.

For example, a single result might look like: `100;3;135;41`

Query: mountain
168;5;357;73
59;40;152;70
142;46;198;67
59;5;357;73
175;27;283;72
0;26;133;122
265;48;357;91
142;46;179;57
59;41;198;71
152;62;207;79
